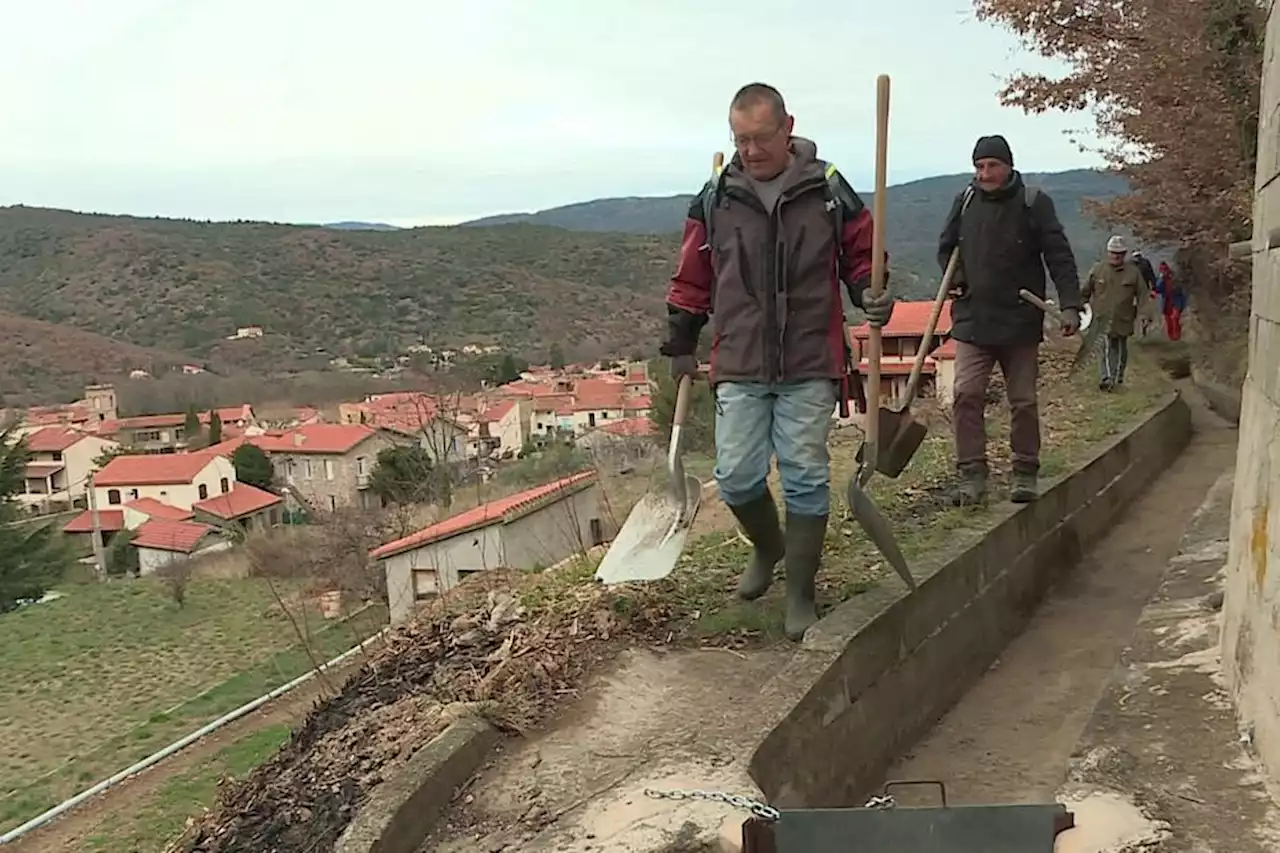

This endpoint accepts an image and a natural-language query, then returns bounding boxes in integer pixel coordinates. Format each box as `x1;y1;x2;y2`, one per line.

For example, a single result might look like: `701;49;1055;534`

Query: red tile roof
25;427;90;452
849;300;953;340
481;400;517;423
249;424;376;454
194;483;282;519
94;452;220;487
131;519;215;553
63;509;125;533
124;497;194;521
370;471;597;559
598;417;654;437
203;436;251;456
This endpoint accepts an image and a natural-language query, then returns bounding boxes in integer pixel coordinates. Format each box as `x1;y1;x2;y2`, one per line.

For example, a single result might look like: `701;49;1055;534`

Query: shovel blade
846;480;915;590
595;477;702;585
876;407;929;479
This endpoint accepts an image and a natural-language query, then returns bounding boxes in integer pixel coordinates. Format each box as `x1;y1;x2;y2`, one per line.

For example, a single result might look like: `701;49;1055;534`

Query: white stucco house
18;427;121;513
371;471;606;624
60;451;279;575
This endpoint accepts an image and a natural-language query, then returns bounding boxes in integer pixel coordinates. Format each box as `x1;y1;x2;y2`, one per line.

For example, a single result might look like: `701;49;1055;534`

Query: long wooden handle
900;248;957;405
1018;288;1062;320
672;375;693;428
865;75;890;436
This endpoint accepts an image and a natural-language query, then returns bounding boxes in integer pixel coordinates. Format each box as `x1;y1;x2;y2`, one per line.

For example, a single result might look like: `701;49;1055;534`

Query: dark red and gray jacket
660;137;885;385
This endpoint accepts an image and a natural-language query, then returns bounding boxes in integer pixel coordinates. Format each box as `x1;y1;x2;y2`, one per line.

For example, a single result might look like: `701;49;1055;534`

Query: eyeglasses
732;124;786;150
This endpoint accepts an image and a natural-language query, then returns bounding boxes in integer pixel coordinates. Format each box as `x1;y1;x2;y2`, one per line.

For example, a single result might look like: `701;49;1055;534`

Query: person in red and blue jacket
1154;261;1185;341
660;82;894;641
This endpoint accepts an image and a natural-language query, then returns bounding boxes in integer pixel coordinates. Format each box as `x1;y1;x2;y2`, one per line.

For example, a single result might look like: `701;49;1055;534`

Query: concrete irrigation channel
323;386;1263;853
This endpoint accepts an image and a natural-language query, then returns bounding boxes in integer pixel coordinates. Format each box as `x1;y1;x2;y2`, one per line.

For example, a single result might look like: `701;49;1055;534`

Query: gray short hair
730;83;787;122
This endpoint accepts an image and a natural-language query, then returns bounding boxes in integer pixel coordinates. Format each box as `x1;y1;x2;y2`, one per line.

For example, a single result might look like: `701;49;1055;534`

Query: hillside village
3;302;956;607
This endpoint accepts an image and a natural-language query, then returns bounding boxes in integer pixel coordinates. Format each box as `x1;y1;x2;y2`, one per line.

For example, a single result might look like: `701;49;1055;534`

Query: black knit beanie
972;135;1014;167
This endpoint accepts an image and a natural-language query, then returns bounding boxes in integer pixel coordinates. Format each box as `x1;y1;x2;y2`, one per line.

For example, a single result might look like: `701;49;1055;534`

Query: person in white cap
1083;235;1146;391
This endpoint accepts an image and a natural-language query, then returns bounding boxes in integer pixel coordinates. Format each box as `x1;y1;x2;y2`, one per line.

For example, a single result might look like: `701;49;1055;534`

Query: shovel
1017;289;1099;374
867;247;960;478
847;74;914;592
595;374;702;585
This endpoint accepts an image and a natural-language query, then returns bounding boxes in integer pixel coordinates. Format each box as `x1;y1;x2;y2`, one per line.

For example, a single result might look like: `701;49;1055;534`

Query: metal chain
642;787;896;823
643;787;781;822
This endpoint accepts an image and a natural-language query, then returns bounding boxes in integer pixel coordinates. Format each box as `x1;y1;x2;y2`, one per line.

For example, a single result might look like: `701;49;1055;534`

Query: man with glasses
659;82;894;641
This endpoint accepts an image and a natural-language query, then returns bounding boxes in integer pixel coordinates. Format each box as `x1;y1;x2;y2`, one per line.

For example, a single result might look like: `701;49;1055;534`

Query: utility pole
86;474;106;580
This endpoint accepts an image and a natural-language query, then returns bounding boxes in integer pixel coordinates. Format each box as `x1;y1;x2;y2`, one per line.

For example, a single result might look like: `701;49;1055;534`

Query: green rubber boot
783;513;828;642
727;492;785;600
1010;470;1038;504
950;464;988;507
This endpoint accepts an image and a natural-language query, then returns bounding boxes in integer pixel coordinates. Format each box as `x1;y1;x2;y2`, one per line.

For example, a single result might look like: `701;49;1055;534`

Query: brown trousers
952;341;1040;475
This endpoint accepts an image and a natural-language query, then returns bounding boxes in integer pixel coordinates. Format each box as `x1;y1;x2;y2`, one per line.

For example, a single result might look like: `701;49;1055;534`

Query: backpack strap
702;157;853;262
700;159;728;249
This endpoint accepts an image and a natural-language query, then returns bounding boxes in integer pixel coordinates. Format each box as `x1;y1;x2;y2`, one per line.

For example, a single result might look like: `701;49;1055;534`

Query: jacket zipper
725;176;828;384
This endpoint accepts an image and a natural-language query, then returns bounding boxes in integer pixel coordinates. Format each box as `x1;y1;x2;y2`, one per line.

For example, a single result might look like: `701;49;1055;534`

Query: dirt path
881;386;1238;806
424;646;795;852
5;659;365;853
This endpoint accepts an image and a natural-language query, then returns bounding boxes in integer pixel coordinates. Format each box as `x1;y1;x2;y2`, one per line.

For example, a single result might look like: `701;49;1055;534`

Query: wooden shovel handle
900;248;958;405
672;375;693;428
865;75;891;437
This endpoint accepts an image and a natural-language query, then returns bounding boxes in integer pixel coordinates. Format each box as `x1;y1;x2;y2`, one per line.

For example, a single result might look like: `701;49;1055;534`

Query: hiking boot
727;492;785;600
950;466;988;507
1010;471;1038;504
783;513;828;641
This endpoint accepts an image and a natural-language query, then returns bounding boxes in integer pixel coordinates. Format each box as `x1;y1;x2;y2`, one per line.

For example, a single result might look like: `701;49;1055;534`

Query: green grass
0;578;387;833
648;342;1174;642
81;723;293;853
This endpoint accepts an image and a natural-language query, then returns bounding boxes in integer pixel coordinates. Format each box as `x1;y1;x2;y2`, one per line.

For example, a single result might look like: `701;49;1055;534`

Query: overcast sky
0;0;1101;226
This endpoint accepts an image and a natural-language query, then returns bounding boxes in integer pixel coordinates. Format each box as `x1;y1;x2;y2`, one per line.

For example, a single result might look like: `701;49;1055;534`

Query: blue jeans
713;380;837;517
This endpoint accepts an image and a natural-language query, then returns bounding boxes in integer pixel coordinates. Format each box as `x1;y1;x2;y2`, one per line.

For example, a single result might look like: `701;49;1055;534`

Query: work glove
860;286;895;328
1060;307;1081;337
669;354;698;381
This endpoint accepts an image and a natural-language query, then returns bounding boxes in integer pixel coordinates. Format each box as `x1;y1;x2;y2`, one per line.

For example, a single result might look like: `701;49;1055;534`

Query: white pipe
0;627;390;845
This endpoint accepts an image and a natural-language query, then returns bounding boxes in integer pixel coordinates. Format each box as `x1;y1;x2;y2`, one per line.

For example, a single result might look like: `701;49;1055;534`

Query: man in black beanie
936;135;1082;505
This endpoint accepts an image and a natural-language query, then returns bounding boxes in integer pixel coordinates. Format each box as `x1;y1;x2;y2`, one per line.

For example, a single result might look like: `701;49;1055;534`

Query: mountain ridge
0;167;1127;401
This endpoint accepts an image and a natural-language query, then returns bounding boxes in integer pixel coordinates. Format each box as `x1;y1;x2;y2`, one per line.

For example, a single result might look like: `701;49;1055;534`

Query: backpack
957;183;1041;230
701;158;862;276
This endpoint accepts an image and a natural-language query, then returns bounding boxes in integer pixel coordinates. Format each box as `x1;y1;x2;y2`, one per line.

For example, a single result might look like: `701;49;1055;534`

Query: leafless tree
155;559;192;609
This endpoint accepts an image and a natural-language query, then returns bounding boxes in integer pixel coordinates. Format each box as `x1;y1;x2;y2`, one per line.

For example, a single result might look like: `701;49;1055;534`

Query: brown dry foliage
975;0;1264;249
165;572;670;853
975;0;1265;384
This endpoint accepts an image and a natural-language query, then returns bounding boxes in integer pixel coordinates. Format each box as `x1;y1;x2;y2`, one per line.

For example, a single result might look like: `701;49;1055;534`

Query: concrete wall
751;394;1191;806
1221;1;1280;791
382;525;505;624
380;484;603;624
501;483;603;569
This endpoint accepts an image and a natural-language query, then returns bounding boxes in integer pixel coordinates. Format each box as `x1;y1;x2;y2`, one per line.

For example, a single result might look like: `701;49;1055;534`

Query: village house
337;394;469;464
96;405;256;454
372;471;606;624
129;518;230;577
61;452;279;573
209;423;405;512
848;301;958;410
12;384;119;436
18;427;121;514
